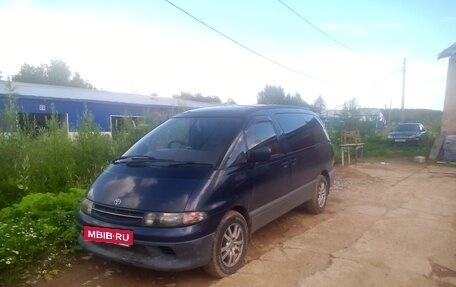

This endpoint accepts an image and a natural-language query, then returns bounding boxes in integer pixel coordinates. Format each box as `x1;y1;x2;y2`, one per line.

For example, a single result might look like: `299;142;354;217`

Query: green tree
47;59;71;86
12;63;47;84
226;97;237;104
313;95;326;114
257;85;285;104
257;85;309;107
340;98;361;129
173;92;221;103
70;72;94;89
12;59;94;89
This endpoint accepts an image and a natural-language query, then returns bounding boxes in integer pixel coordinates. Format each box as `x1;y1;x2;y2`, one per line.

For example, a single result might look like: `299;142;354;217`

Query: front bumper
77;210;215;271
77;232;213;271
388;135;422;142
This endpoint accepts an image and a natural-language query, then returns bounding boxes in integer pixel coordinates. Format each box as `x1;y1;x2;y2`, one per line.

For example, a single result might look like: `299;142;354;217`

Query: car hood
88;164;214;212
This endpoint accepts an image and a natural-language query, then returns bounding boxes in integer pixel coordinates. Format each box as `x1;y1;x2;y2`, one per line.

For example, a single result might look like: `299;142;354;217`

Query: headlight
143;211;207;227
86;187;94;200
81;198;93;215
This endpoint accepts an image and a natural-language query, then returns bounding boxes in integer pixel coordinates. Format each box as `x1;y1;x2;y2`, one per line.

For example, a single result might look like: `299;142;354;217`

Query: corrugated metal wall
0;95;172;132
441;56;456;135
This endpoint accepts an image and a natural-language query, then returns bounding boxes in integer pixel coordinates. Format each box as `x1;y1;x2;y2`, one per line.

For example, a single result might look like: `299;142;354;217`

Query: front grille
92;203;144;225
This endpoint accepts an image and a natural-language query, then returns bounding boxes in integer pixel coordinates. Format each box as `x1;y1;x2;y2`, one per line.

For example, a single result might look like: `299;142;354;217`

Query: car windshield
395;124;419;132
123;117;242;167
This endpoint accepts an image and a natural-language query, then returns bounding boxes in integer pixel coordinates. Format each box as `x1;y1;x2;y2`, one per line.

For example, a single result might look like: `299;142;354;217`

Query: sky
0;0;455;110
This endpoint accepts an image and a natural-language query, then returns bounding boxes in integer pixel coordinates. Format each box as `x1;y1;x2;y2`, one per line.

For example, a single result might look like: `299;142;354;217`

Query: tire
305;175;329;214
204;211;248;278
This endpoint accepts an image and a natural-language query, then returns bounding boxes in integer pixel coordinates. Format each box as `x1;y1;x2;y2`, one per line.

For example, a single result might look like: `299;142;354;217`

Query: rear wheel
204;211;248;278
305;175;329;214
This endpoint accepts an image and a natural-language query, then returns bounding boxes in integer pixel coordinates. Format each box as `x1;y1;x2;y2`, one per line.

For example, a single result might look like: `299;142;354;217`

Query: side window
275;113;314;151
226;121;280;168
245;121;280;155
308;117;329;144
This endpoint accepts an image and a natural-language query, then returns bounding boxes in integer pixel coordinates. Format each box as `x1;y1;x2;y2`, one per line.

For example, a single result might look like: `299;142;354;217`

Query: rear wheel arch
321;170;331;189
305;174;329;214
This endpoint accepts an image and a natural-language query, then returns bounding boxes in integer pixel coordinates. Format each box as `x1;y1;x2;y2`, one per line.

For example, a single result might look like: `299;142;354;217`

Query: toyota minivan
77;105;335;277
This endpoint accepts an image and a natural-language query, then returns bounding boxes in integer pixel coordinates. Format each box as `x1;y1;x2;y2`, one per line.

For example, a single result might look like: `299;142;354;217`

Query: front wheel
305;175;329;214
204;211;248;278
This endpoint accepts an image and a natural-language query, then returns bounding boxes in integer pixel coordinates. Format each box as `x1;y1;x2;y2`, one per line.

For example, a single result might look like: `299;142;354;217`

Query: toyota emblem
113;198;122;206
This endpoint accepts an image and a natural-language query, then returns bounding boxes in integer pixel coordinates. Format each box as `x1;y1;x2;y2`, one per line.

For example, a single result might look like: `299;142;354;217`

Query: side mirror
247;146;271;163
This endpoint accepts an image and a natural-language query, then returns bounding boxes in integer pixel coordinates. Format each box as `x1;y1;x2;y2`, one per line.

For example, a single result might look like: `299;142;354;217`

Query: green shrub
112;118;150;155
22;115;74;193
0;101;31;206
0;188;85;286
0;180;27;210
72;110;116;187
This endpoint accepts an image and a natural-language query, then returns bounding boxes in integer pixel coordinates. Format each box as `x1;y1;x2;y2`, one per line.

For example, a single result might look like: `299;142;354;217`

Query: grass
330;128;436;164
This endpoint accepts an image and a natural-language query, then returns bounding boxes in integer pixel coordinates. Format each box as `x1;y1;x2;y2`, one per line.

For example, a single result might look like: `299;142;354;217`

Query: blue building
0;81;211;136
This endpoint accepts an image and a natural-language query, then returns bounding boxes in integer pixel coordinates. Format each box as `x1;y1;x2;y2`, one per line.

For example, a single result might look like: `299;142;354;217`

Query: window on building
111;115;145;133
18;112;68;134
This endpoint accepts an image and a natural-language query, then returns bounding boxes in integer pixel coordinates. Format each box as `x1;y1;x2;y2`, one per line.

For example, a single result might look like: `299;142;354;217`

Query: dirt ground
34;159;456;287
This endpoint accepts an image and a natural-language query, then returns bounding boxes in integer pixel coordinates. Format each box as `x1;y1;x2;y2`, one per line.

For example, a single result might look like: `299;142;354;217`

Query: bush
0;180;27;210
22;115;74;193
0;188;85;286
0;96;30;207
72;110;116;187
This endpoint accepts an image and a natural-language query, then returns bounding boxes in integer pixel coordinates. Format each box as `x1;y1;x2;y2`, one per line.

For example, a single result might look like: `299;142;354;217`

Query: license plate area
395;139;406;142
83;226;134;246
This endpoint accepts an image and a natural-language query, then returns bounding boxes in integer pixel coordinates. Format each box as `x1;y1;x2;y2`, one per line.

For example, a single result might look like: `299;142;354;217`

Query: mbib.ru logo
83;226;133;246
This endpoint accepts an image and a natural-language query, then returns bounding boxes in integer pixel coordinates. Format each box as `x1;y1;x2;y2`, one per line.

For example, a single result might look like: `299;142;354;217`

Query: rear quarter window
275;113;328;151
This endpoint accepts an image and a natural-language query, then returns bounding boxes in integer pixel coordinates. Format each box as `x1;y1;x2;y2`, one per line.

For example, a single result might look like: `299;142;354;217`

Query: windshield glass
124;117;243;167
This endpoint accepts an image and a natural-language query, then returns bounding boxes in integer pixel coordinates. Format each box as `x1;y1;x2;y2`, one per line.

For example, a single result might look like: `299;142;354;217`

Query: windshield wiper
112;155;157;164
168;161;214;168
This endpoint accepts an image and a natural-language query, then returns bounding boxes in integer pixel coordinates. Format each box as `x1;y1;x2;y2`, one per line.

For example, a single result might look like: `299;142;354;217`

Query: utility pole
401;57;406;123
388;99;392;127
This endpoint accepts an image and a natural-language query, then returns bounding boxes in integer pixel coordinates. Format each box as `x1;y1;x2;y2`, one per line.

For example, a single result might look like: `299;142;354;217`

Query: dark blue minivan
77;105;335;277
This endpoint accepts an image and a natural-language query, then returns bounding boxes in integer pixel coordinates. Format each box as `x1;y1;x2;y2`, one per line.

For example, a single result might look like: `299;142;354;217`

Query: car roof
175;105;313;118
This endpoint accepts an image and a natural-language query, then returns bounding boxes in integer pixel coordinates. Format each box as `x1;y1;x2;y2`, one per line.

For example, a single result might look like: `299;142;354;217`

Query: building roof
0;81;212;108
438;42;456;59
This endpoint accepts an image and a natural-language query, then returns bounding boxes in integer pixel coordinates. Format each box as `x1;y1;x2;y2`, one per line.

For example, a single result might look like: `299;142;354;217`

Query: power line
277;0;358;55
278;0;408;92
163;0;324;81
